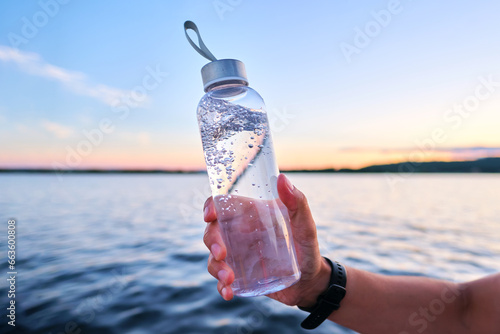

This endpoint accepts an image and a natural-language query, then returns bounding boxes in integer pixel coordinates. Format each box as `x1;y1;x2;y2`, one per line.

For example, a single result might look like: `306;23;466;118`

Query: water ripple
0;174;498;333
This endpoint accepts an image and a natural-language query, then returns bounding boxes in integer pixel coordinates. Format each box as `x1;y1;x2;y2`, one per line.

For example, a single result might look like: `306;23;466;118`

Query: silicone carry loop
184;21;217;62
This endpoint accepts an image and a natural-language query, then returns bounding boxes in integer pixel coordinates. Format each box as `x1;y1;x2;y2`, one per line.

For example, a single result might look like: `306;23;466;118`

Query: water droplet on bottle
248;144;254;148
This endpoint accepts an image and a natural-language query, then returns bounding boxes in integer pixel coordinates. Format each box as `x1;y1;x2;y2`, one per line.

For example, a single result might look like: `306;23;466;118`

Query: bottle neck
206;79;248;92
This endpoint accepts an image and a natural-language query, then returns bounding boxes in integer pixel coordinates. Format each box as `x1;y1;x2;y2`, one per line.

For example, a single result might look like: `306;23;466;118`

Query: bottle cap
201;59;247;92
184;21;248;92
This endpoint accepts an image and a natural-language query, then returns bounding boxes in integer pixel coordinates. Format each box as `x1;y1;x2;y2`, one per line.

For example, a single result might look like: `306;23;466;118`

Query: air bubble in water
198;96;270;196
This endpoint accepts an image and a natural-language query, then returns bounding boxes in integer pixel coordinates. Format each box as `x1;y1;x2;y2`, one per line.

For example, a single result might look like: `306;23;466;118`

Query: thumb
277;174;318;242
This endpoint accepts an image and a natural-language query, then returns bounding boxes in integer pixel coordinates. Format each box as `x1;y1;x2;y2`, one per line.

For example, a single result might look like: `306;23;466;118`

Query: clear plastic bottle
185;22;300;297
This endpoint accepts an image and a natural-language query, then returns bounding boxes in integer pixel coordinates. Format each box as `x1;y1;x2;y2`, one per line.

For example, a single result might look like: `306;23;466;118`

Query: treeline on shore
1;158;499;174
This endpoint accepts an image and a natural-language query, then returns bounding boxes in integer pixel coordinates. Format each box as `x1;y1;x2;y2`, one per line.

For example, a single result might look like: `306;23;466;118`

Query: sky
0;0;499;170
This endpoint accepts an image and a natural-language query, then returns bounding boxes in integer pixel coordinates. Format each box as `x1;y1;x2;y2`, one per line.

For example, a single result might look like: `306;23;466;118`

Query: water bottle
184;21;301;297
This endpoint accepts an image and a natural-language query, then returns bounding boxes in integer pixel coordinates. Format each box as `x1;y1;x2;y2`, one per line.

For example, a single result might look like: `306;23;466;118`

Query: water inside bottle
214;194;300;296
198;95;300;296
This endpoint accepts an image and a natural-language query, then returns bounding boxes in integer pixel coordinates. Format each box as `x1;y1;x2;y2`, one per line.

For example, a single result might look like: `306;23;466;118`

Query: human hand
203;174;331;307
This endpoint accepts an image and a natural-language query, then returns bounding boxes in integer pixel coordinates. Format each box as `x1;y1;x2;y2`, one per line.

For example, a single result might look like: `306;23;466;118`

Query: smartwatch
298;257;347;330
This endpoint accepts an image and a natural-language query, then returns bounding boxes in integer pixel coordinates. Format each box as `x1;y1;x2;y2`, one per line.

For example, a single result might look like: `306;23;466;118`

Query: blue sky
1;0;499;170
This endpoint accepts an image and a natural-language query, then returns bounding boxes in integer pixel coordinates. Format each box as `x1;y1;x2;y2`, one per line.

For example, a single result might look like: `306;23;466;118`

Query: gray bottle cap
184;21;249;92
201;59;248;92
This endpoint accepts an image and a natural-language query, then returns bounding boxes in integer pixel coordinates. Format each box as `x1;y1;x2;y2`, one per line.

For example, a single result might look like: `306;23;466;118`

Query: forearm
327;266;468;334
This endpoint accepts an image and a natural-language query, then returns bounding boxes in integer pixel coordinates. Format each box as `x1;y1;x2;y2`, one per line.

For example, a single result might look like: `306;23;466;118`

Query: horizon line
1;157;499;174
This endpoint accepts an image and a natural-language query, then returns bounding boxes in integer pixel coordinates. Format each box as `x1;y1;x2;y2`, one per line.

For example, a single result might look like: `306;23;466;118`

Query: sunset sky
1;1;499;170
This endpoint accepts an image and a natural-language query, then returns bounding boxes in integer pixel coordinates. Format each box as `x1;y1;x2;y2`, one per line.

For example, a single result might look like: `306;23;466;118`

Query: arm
203;174;500;333
328;266;500;333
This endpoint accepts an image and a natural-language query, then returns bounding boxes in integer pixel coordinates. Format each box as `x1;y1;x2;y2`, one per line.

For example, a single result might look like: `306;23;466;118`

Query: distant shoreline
1;157;499;174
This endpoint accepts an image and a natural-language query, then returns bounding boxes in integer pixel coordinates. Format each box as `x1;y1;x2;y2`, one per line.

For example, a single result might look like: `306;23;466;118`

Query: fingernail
221;287;227;298
218;270;228;282
211;244;221;260
203;205;210;218
283;175;295;194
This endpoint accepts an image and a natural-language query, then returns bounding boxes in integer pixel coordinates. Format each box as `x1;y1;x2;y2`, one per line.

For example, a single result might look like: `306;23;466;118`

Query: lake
1;173;499;333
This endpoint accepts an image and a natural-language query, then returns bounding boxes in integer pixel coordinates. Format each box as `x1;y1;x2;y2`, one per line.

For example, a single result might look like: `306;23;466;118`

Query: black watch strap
298;257;347;330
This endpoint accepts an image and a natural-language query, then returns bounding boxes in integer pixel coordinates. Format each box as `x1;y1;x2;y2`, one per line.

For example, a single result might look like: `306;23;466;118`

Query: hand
203;173;331;307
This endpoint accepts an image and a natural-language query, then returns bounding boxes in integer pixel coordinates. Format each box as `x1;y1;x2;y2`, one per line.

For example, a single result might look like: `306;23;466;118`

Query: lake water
1;173;499;333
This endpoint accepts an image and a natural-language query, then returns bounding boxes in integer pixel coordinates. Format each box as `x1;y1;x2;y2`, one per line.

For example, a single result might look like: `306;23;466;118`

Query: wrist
296;257;331;308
